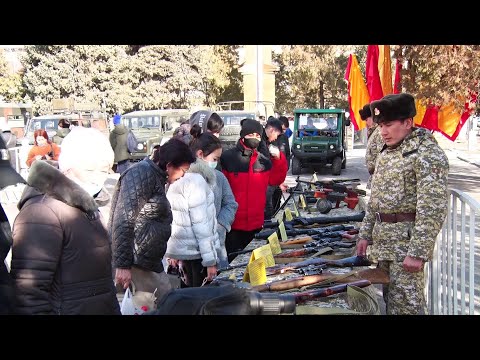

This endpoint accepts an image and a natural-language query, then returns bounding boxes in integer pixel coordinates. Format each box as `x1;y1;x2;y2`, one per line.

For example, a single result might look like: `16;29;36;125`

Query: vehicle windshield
298;114;338;130
219;113;256;126
28;118;107;132
122;116;160;129
122;114;185;131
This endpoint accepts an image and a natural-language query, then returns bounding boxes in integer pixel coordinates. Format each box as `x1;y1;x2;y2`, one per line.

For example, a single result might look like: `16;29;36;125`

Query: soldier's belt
375;212;416;223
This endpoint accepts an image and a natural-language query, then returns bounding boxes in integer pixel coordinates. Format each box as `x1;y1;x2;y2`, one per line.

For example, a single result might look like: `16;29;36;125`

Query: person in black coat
0;136;26;314
109;138;196;303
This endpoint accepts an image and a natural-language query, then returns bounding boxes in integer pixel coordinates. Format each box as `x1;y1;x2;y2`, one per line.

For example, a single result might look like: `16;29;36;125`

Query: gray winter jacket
212;170;238;267
165;160;220;267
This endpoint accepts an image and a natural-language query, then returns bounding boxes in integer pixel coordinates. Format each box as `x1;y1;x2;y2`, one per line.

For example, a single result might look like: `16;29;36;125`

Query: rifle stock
294;279;371;303
253;268;389;292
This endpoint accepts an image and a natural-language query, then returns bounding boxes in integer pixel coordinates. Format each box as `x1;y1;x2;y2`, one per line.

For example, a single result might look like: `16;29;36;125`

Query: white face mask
68;168;108;197
207;161;218;169
200;157;218;169
83;183;103;197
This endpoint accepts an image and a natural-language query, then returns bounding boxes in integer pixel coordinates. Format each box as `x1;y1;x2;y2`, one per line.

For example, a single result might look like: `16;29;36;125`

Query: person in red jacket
220;118;287;263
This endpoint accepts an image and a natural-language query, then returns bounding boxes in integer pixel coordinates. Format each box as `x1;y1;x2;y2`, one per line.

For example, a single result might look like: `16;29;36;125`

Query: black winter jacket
11;161;120;315
109;158;172;273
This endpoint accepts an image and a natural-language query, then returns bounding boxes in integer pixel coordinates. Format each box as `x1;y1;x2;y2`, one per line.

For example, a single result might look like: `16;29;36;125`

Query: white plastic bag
120;283;157;315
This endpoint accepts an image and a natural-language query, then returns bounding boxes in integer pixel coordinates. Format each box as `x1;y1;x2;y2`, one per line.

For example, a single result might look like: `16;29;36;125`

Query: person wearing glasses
109;138;196;303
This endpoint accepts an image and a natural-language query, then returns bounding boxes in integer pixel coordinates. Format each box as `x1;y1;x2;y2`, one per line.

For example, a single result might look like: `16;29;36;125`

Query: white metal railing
426;189;480;315
7;146;29;179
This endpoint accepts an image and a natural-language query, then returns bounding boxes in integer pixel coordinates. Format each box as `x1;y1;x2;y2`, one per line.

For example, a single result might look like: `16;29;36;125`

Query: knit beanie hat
240;118;263;138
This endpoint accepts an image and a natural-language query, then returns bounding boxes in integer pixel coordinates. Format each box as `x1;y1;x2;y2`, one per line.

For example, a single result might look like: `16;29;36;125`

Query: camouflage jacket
365;126;383;175
359;128;449;262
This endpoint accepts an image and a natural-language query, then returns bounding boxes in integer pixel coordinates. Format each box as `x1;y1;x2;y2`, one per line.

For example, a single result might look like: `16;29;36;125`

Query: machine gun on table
293;178;367;214
266;255;371;276
255;223;358;240
261;211;365;230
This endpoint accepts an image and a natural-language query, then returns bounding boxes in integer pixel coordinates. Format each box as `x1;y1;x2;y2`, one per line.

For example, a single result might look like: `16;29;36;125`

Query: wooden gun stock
294;279;371;303
253;268;389;292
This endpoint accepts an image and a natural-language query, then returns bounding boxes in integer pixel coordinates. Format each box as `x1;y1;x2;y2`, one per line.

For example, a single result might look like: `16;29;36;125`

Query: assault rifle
266;255;371;276
274;242;355;259
217;255;370;277
253;268;389;292
255;224;357;240
293;279;371;303
295;177;366;196
262;211;365;230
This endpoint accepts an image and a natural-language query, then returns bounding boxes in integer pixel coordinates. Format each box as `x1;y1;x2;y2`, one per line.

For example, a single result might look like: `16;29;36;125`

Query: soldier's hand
356;238;369;256
403;255;424;272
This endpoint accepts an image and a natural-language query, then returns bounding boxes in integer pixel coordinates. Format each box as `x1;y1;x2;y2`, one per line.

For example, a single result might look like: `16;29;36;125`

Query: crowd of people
0;92;450;315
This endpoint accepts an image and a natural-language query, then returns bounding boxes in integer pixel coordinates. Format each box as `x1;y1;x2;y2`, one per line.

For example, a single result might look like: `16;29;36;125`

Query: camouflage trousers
378;260;427;315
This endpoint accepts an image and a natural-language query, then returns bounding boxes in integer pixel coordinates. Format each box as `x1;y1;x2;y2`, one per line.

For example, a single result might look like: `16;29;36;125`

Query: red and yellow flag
345;54;370;131
378;45;393;96
365;45;384;101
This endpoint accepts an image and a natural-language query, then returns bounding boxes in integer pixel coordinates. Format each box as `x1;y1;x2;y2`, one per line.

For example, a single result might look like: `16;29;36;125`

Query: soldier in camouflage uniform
356;93;449;315
359;103;384;189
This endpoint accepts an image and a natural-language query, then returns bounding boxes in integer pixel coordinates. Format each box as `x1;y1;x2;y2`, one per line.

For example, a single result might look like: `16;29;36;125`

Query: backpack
127;130;138;153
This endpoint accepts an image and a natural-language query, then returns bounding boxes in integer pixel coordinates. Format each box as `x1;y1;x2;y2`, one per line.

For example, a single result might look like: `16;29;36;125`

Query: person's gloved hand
268;145;280;159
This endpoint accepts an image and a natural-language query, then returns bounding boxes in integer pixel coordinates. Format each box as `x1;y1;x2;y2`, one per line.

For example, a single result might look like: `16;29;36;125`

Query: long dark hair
190;132;222;157
152;138;195;170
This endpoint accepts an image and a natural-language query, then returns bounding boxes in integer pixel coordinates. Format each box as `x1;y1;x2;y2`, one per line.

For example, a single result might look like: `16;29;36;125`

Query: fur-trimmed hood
187;159;217;187
17;160;106;214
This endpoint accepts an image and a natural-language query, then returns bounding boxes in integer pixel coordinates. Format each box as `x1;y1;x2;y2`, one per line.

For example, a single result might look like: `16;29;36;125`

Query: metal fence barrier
426;189;480;315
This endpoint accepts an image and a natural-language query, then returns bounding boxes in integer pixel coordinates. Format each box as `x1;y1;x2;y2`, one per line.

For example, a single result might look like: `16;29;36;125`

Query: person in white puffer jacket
165;134;221;287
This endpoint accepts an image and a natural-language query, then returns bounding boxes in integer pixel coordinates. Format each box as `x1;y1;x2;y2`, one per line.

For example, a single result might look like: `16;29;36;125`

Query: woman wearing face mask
109;138;196;303
189;131;238;269
11;127;120;314
26;129;61;168
165;131;237;287
220;119;288;263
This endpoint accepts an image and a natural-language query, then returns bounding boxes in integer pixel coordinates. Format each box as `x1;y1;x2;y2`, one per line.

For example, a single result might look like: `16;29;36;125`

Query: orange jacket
26;143;61;167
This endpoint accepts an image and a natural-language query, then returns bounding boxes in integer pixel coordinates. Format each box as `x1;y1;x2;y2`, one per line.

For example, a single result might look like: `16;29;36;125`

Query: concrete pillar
239;45;278;118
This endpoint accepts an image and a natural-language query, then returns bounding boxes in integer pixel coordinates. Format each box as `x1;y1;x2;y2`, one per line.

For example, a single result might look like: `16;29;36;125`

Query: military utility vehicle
291;108;350;176
120;109;190;161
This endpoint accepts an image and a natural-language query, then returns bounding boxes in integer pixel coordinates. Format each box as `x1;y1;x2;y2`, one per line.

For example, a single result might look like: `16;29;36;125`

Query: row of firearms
215;183;389;305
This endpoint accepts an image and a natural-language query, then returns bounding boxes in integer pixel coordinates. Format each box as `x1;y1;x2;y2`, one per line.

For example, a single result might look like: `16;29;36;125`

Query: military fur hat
370;93;416;124
359;104;372;120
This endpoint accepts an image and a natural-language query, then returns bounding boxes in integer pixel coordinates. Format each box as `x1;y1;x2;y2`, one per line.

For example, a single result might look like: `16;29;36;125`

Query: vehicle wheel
341;153;346;169
331;156;342;176
291;157;302;175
